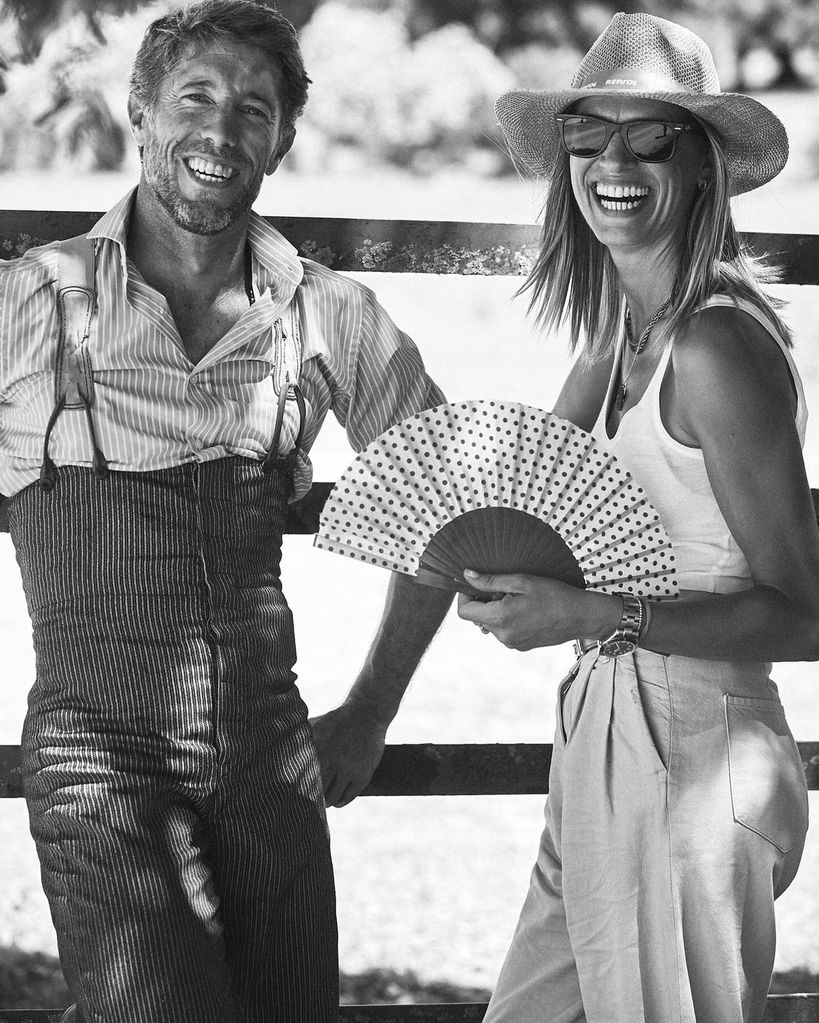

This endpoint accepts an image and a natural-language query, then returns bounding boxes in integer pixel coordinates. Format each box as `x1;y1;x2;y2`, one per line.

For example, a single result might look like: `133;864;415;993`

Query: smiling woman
448;11;819;1023
566;96;705;267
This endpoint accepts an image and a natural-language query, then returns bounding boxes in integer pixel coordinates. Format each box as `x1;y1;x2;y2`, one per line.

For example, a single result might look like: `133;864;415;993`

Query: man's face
129;40;290;235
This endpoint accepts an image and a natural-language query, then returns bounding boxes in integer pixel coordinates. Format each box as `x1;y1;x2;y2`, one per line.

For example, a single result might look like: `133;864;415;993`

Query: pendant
615;383;626;412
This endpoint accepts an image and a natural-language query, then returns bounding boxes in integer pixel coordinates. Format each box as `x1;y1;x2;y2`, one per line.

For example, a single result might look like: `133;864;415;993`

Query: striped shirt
0;189;444;501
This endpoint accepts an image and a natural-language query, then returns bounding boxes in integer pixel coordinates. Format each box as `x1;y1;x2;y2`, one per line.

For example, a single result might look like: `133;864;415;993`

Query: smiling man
0;2;451;1021
130;37;285;240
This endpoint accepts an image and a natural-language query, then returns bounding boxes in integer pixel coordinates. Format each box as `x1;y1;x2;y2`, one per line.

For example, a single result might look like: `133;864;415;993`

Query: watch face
599;638;637;658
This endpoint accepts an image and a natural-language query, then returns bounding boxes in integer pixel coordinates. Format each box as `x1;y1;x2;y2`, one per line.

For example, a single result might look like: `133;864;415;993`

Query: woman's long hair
519;120;792;362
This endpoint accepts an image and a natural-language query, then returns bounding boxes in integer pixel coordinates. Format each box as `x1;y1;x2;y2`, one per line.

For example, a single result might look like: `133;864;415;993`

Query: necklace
614;297;671;412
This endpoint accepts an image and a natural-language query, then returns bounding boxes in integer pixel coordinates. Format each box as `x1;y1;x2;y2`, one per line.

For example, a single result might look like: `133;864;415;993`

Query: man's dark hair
130;0;310;145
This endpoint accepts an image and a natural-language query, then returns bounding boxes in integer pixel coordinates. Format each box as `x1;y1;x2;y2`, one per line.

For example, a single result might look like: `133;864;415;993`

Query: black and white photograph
1;1;818;1020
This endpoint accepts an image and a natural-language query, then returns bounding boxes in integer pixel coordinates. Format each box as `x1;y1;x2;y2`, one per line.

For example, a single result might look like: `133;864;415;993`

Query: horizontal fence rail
2;741;819;800
1;214;818;1021
3;211;819;282
0;995;818;1022
3;481;818;535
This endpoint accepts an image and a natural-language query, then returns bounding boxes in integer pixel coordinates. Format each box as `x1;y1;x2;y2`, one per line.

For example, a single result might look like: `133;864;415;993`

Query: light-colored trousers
485;648;808;1023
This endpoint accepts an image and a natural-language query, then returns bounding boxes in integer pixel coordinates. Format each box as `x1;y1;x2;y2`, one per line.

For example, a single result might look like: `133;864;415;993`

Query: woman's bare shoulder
671;302;797;441
673;303;793;401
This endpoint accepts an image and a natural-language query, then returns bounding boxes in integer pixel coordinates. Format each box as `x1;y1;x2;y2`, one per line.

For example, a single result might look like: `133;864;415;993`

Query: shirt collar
247;211;304;291
87;189;134;277
88;187;305;292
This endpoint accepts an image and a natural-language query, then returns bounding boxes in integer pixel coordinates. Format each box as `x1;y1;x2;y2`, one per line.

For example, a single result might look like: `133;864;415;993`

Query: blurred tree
404;0;607;52
0;0;320;84
0;0;321;170
1;0;817;177
397;0;819;88
725;0;819;86
298;2;513;173
2;0;143;61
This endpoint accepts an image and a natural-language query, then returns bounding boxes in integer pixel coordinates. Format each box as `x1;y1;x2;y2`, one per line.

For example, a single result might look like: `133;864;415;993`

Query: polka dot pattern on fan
314;401;677;598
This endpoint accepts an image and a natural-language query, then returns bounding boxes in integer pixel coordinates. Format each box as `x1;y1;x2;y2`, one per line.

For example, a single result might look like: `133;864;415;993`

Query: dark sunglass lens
562;117;608;157
626;121;675;161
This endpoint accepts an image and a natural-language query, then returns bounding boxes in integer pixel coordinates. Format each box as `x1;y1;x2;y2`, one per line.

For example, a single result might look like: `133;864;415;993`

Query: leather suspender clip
262;295;306;486
40;236;108;491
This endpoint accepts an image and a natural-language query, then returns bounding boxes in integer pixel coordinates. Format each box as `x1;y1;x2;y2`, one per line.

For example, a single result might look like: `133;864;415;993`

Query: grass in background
1;947;816;1008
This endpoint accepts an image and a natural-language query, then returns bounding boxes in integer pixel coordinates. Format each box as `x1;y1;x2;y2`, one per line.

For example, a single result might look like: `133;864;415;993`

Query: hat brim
495;88;788;195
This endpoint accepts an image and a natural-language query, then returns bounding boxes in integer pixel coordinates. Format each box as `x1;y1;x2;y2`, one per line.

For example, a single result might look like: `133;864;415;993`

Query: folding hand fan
314;401;677;599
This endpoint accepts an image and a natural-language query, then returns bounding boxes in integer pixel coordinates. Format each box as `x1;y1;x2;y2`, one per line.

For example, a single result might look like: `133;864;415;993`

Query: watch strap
599;592;645;655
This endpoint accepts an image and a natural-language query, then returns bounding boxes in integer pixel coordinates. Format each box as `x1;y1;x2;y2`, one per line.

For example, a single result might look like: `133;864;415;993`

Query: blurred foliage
297;3;514;173
0;943;816;1007
2;0;145;61
0;945;71;1007
1;0;819;175
0;3;176;171
1;0;318;61
356;0;819;83
0;945;496;1008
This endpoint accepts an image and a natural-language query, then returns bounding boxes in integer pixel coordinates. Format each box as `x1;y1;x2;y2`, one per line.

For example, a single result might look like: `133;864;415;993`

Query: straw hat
495;12;787;195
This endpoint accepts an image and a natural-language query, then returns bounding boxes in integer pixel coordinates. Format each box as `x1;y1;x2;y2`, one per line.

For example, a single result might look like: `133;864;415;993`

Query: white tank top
592;295;808;593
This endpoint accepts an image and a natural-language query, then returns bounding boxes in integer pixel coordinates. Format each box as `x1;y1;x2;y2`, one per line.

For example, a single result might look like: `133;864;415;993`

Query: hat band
577;66;697;94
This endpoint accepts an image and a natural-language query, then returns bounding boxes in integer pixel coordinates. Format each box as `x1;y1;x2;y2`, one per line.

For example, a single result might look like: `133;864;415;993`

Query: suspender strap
271;293;303;398
40;235;107;490
54;236;97;409
264;290;306;483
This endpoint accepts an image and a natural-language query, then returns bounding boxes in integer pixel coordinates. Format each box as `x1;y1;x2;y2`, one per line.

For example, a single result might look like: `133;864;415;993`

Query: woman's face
566;95;710;261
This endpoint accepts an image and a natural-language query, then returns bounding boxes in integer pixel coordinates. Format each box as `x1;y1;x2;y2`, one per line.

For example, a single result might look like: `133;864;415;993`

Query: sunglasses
555;114;697;163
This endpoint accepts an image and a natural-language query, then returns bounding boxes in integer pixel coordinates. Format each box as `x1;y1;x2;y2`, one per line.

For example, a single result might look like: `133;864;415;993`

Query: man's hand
310;702;388;808
310;573;451;808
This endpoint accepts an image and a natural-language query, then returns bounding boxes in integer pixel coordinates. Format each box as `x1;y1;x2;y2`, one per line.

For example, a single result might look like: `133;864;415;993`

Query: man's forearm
346;572;453;725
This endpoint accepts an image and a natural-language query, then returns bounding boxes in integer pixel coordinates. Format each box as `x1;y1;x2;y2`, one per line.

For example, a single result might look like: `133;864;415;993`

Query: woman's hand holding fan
456;570;622;650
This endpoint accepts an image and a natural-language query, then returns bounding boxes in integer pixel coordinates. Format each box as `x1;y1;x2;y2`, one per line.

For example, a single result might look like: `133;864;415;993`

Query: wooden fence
0;211;818;1022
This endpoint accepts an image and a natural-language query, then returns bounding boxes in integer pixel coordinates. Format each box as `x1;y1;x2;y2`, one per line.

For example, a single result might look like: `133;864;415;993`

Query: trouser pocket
725;694;808;853
635;670;672;771
614;654;672;773
556;660;582;745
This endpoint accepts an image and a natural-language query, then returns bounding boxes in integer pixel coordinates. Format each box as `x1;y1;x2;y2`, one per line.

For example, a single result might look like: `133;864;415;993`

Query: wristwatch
598;592;645;657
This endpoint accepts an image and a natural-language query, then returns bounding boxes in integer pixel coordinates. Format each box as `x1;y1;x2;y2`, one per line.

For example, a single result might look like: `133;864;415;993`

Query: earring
698;179;709;191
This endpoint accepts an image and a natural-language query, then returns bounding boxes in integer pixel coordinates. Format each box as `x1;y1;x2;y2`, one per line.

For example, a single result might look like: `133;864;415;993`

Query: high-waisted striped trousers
8;458;337;1023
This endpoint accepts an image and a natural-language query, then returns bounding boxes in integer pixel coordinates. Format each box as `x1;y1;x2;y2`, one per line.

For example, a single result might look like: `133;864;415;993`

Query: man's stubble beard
142;145;266;236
